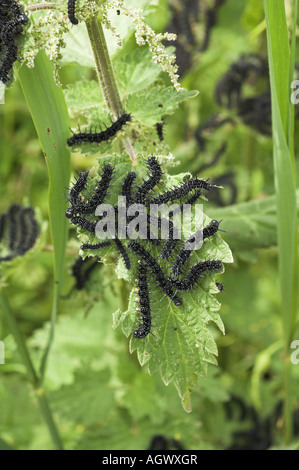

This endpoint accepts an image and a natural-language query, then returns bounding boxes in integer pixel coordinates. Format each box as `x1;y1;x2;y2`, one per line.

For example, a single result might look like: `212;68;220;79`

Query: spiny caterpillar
171;220;222;278
67;113;131;147
67;0;79;25
169;260;223;291
113;236;131;270
148;177;213;205
66;165;114;219
128;240;183;307
71;255;100;290
0;0;28;85
155;120;165;142
199;0;227;53
215;54;268;109
80;240;111;251
135;156;163;205
121;171;137;206
0;204;39;262
134;262;152;339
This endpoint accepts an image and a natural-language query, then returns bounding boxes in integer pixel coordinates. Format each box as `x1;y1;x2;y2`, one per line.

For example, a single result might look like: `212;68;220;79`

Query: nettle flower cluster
66;155;224;341
21;0;182;90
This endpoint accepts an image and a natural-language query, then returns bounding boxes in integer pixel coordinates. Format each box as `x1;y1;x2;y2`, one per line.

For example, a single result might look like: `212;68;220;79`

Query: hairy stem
85;17;137;163
86;17;122;116
27;3;57;11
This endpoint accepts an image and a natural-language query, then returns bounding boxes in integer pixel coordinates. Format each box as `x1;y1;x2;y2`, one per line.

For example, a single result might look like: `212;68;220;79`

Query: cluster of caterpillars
0;0;28;85
66;156;224;341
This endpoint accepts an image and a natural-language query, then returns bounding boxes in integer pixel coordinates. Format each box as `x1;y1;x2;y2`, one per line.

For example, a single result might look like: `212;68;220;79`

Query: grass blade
18;51;71;381
264;0;298;444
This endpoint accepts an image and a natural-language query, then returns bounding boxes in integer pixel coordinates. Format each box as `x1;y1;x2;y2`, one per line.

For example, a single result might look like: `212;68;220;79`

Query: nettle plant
2;0;233;410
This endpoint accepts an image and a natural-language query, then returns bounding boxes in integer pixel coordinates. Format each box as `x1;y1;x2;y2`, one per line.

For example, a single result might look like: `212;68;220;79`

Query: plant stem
27;3;57;10
85;16;137;164
86;17;123;117
1;290;38;385
283;357;293;444
0;289;63;450
36;392;63;450
39;284;59;380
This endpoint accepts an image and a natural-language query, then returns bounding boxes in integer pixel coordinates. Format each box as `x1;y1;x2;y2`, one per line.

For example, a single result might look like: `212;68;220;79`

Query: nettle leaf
50;369;114;425
64;80;104;111
28;289;121;391
63;43;198;155
121;264;226;412
64;80;197;132
114;46;165;95
206;192;299;256
69;154;233;410
62;24;94;68
63;44;170;110
125;87;199;125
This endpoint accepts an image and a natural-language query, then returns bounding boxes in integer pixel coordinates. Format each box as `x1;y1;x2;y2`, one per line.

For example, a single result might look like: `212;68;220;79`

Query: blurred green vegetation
0;0;299;450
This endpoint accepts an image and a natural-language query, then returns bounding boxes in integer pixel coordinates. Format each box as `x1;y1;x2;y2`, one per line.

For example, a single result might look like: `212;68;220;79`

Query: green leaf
207;191;299;255
125;87;199;125
28;289;120;391
50;369;114;424
64;80;104;111
0;376;50;450
114;46;164;95
64;81;198;131
119;373;162;421
62;24;94;68
80;156;232;411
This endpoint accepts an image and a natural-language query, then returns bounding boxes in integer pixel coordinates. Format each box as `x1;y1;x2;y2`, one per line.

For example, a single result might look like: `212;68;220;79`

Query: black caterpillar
199;0;227;53
80;240;111;251
135;156;163;204
113;236;131;270
134;262;152;339
71;255;100;290
171;219;222;278
67;0;79;25
0;204;39;262
165;0;226;76
155;120;164;142
0;0;28;85
158;190;204;261
65;171;89;217
69;216;96;233
66;165;114;219
215;54;269;109
169;260;223;291
128;240;183;307
148;177;213;205
67;113;131;146
121;171;137;206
